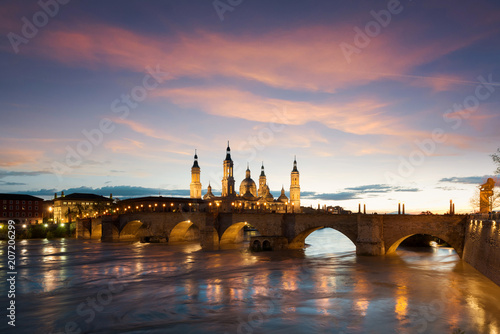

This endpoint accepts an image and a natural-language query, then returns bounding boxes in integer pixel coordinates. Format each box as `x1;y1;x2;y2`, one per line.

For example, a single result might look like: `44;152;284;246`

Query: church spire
225;141;232;161
245;163;251;178
260;161;266;176
292;155;298;172
192;149;199;168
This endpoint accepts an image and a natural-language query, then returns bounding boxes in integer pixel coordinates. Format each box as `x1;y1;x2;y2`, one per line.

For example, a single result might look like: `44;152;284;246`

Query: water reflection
0;232;499;334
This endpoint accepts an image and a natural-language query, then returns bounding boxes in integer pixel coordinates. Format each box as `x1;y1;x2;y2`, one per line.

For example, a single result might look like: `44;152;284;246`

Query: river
1;228;499;333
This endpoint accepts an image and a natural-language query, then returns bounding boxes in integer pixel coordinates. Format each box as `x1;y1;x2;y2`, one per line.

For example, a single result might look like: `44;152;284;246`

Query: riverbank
0;222;76;240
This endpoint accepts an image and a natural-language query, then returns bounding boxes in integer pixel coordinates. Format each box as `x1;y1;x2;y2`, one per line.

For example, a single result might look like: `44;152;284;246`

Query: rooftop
0;193;44;201
57;193;113;201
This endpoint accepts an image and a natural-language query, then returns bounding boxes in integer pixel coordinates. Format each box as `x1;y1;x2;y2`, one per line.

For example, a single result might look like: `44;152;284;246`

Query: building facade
0;194;45;224
52;192;114;223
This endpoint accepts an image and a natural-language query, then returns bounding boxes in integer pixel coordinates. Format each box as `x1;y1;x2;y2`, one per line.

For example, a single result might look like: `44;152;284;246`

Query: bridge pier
76;218;102;239
200;227;219;250
101;215;120;242
356;215;385;255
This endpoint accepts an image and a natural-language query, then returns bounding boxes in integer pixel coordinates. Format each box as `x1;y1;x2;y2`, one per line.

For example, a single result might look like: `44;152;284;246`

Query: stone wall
463;219;500;286
76;217;102;239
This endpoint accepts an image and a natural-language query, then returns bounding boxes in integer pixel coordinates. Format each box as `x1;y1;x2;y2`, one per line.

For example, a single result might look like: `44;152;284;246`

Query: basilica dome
239;166;257;197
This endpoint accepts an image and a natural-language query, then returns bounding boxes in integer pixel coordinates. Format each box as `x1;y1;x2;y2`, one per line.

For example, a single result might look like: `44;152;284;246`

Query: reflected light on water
4;236;500;334
395;285;408;321
352;276;371;318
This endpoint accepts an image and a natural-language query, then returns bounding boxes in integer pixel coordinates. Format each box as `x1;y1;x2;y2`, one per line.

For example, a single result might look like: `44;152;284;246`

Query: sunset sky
1;0;499;213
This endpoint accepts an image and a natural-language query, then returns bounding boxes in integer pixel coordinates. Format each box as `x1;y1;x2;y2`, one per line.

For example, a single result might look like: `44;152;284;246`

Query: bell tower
258;162;267;197
290;156;300;212
221;142;235;197
190;150;202;199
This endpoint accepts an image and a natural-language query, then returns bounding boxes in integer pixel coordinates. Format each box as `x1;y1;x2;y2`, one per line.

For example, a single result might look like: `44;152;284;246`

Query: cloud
0;181;27;186
153;86;418;138
302;191;361;201
302;184;421;201
439;175;496;184
18;186;193;199
0;149;46;167
0;170;51;178
345;184;420;193
25;20;492;94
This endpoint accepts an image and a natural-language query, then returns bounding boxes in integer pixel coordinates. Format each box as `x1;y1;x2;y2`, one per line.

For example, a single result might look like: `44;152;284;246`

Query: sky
0;0;499;214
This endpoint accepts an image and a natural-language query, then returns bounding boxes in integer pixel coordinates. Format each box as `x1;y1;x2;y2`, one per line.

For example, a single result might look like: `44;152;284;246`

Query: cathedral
190;142;301;213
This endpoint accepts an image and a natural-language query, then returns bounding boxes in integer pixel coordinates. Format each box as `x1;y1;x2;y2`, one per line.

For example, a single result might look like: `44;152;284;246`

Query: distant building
327;206;352;215
52;192;114;223
0;194;45;224
192;143;300;213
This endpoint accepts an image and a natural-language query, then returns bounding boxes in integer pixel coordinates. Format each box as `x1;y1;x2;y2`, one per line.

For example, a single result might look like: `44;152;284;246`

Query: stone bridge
77;212;499;285
79;212;467;254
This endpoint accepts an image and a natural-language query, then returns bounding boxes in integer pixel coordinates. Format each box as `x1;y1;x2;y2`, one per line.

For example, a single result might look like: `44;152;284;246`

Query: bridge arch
289;226;357;249
386;233;462;257
120;220;144;240
169;220;200;242
220;222;261;245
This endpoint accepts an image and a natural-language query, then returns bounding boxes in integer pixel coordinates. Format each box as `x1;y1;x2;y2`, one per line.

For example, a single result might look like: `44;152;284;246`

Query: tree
470;186;500;212
492;148;500;174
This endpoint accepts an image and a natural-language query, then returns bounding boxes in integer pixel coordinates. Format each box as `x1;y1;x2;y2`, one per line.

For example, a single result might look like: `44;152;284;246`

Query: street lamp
48;206;53;223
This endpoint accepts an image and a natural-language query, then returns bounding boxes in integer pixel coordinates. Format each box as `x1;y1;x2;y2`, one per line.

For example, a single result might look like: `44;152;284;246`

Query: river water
1;229;499;334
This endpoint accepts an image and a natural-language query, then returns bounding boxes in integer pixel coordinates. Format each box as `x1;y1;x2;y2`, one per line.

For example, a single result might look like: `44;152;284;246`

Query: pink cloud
152;86;424;138
24;21;492;93
0;148;44;167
